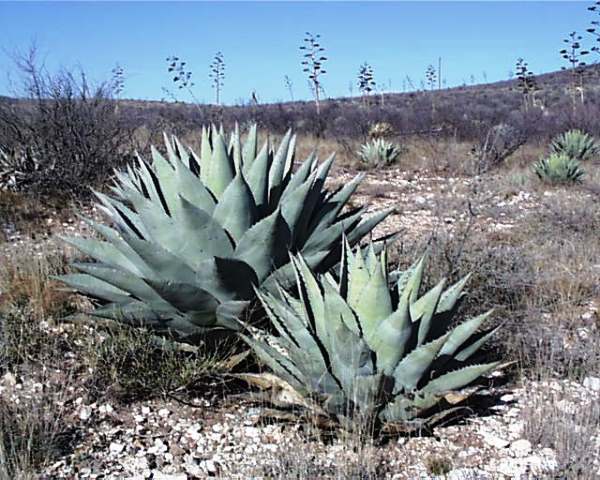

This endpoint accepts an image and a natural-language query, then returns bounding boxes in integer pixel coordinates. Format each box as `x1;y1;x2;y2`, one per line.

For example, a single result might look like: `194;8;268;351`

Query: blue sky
0;1;596;104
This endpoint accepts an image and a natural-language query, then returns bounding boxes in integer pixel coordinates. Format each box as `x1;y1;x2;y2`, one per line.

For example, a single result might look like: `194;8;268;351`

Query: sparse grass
0;370;76;480
83;325;241;402
425;454;453;476
523;385;600;480
522;318;600;480
0;249;78;370
252;423;391;479
0;248;75;320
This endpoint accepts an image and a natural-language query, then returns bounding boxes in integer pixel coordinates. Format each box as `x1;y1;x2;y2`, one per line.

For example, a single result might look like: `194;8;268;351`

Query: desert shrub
533;153;585;184
550;129;599;162
0;48;132;196
472;123;526;173
425;455;453;476
0;384;73;480
368;122;395;139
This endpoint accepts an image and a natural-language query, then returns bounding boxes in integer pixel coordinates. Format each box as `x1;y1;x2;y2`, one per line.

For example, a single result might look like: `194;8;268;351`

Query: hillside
3;64;600;144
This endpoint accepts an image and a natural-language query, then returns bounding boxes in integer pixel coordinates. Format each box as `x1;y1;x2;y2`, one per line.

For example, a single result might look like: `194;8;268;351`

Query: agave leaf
245;141;271;210
439;310;493;358
215;300;249;330
315;153;336;183
393;334;448;392
240;334;305;390
292;256;326;343
92;191;149;240
367;301;412;375
280;172;317;241
346;208;395;245
422;362;500;394
173;153;217;215
280;151;317;202
322;279;361;336
199;125;212;183
328;319;374;391
150;146;178;213
353;258;393;340
59;273;131;304
91;300;173;325
122;234;197;284
145;279;220;316
398;255;426;304
177;197;234;263
241;123;258;166
261;250;329;293
437;274;471;313
258;287;334;388
136;157;169;214
212;171;257;241
71;263;167;305
212;257;259;300
205;132;235;198
308;174;364;233
455;326;500;361
231;123;242;172
61;236;142;277
411;279;446;345
302;209;364;253
234;209;290;282
268;129;293;203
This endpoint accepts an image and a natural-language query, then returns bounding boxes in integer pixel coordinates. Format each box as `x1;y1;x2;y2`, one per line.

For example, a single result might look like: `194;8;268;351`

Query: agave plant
358;138;403;168
0;146;40;191
243;242;500;433
533;153;585;184
58;125;393;342
550;129;599;162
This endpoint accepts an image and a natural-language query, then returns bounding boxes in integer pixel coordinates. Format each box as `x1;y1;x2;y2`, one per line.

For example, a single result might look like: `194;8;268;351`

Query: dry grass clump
0;372;76;480
0;249;78;370
84;325;241;403
522;324;600;479
0;249;75;320
524;387;600;480
251;429;392;479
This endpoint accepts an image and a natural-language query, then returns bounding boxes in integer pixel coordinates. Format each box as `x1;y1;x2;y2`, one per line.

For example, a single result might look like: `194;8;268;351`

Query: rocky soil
1;167;598;479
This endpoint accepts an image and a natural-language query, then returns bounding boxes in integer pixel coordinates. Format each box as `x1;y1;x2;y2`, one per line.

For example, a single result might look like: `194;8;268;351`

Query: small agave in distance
58;125;394;342
243;241;500;434
550;129;599;163
358;138;404;168
533;152;585;184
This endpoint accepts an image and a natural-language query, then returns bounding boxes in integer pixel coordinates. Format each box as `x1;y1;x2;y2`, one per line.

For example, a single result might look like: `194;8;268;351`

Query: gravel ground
1;167;598;479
